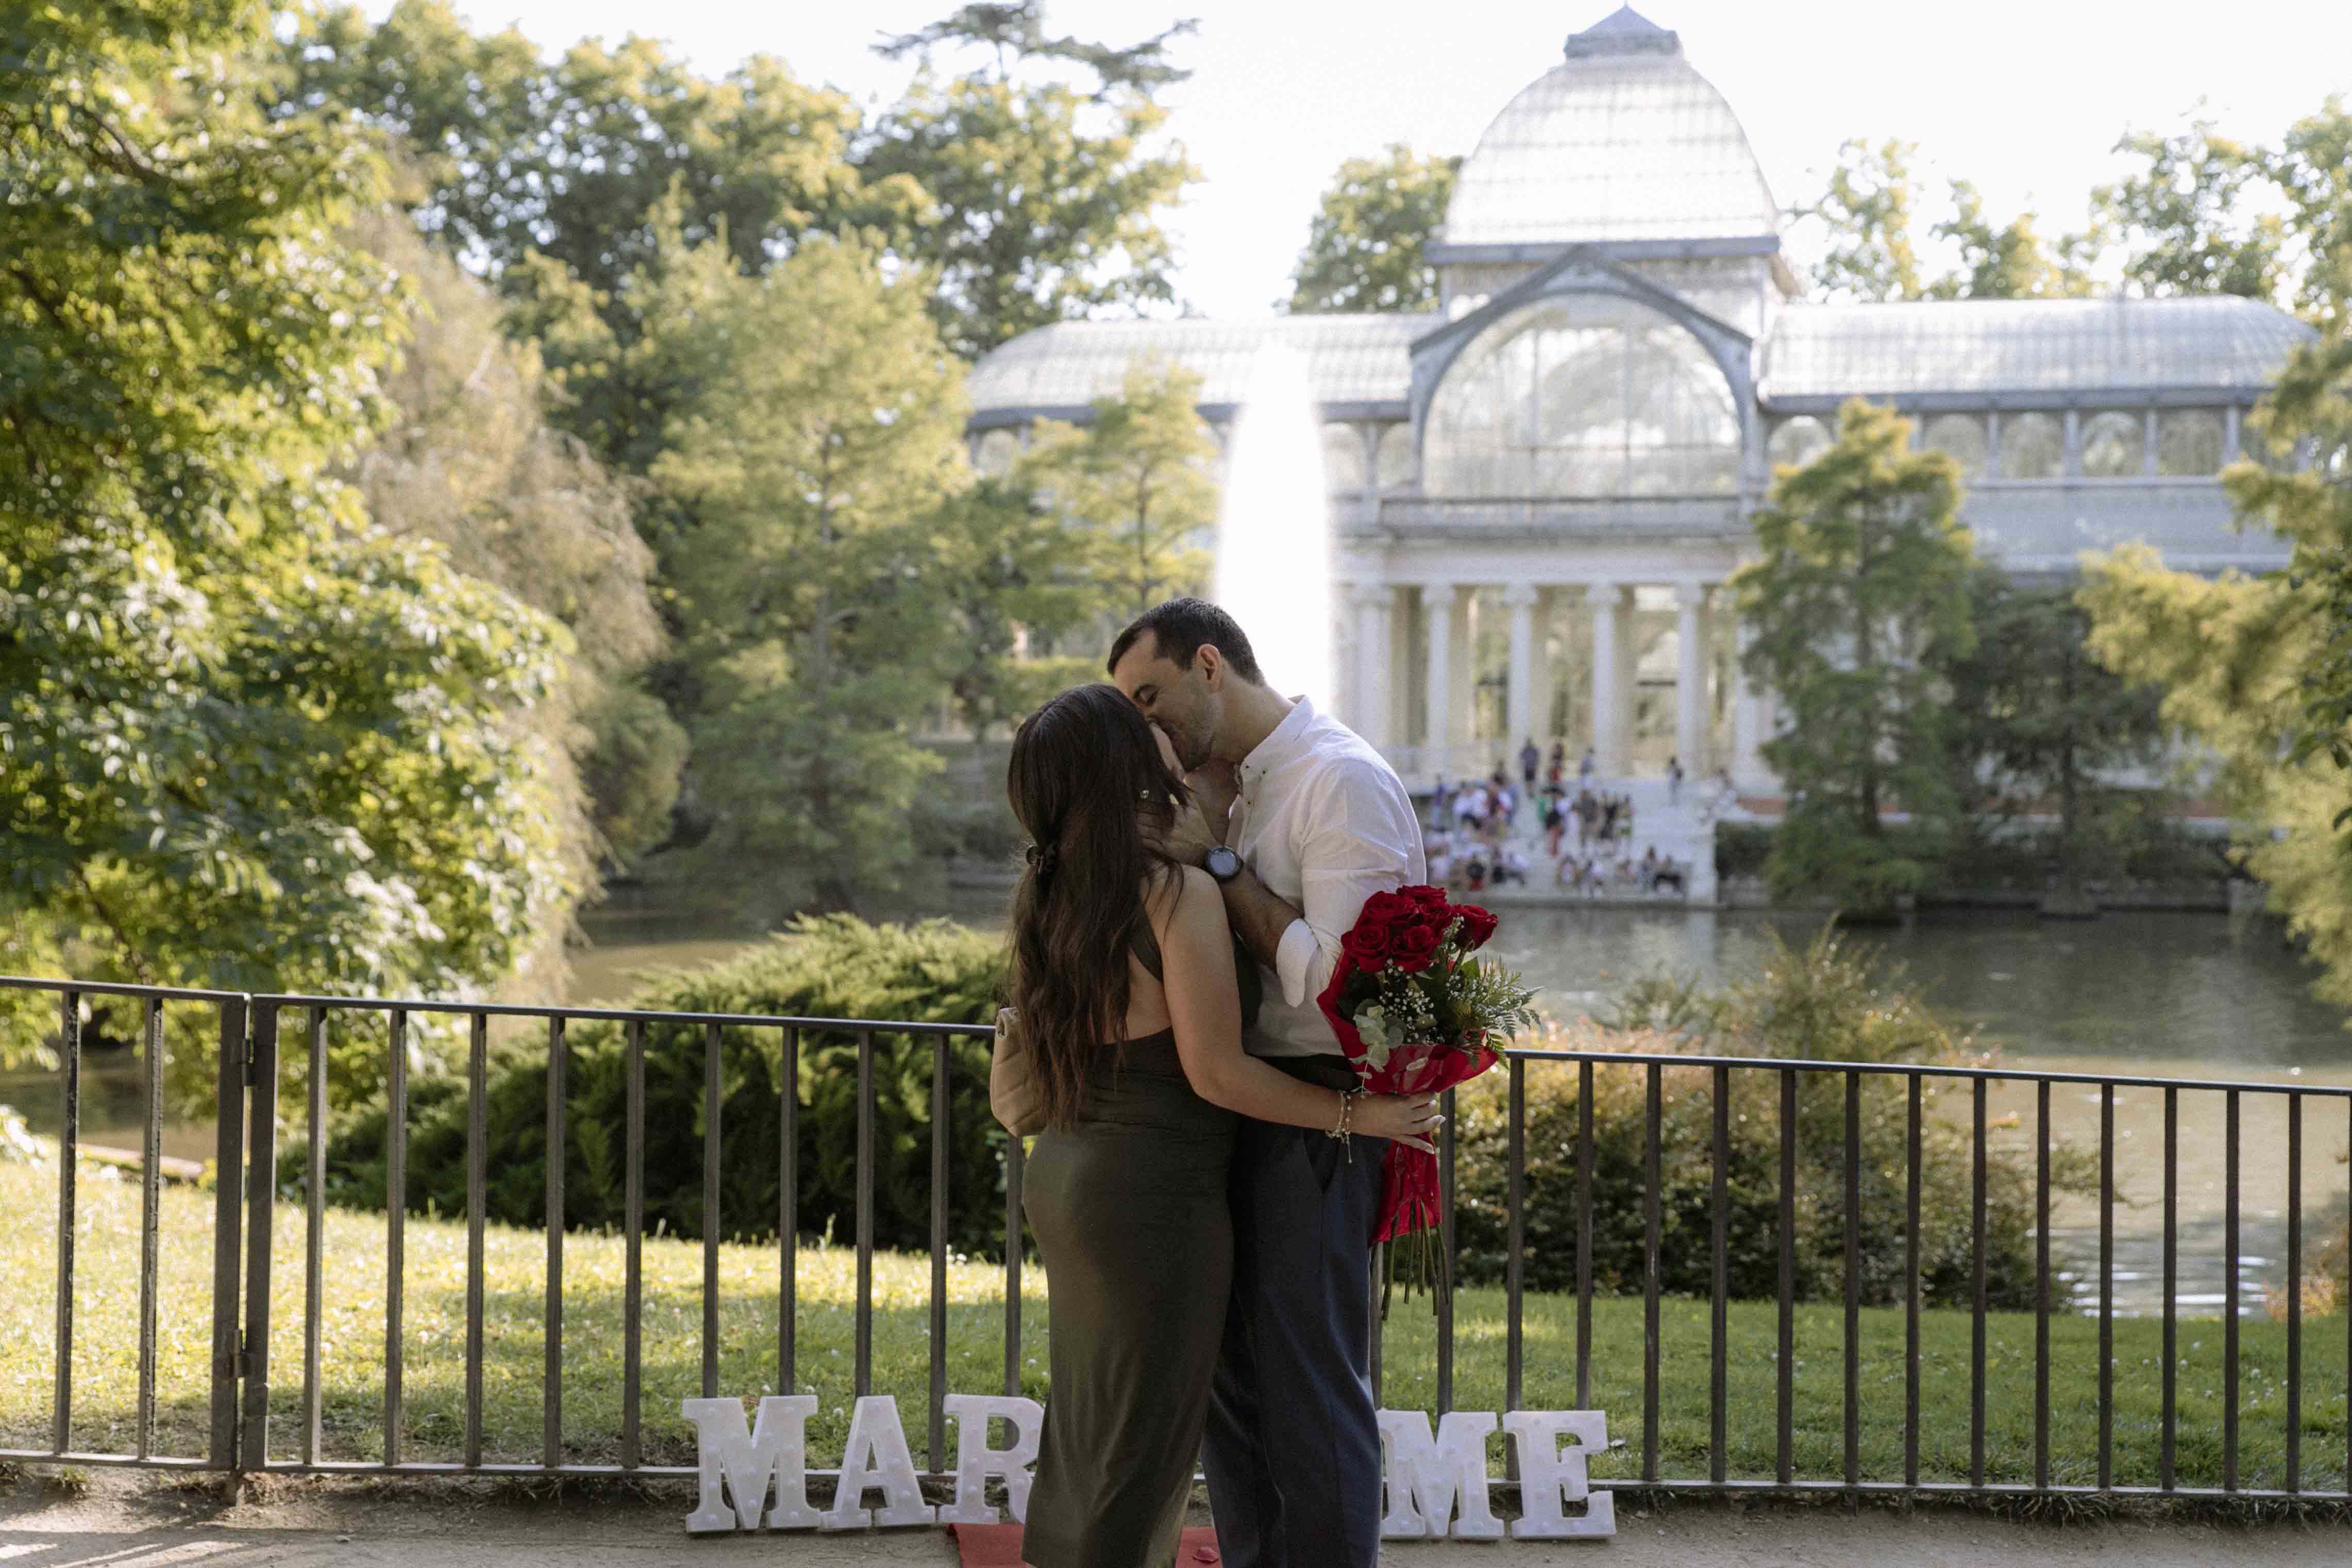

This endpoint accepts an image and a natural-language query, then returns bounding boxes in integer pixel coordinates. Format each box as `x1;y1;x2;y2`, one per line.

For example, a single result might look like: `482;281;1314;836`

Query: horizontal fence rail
4;974;2348;1502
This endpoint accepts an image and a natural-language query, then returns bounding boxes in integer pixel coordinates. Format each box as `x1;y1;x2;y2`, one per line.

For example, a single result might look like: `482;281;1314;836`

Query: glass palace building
963;6;2314;788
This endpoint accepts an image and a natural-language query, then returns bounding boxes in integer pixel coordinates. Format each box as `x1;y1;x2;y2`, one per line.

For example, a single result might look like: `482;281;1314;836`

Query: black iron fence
4;972;2347;1500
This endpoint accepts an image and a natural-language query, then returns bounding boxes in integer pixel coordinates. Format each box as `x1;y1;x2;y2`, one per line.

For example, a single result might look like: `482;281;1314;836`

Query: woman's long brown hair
1005;684;1191;1128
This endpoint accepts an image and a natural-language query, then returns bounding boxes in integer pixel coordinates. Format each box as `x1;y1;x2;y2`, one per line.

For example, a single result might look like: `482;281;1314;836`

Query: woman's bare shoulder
1144;864;1219;928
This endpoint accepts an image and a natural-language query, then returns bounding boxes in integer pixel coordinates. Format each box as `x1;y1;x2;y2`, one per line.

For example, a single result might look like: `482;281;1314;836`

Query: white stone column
1675;582;1706;773
1352;583;1392;747
1423;583;1457;779
1504;582;1539;753
1586;581;1621;777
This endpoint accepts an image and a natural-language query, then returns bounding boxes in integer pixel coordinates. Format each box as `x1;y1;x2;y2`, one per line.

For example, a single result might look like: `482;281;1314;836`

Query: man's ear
1195;644;1224;690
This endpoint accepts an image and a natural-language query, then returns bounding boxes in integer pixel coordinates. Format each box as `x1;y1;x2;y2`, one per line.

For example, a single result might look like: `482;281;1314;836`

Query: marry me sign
681;1394;1615;1540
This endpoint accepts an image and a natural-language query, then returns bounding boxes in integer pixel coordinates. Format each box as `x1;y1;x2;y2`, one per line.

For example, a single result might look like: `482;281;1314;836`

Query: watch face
1206;846;1240;881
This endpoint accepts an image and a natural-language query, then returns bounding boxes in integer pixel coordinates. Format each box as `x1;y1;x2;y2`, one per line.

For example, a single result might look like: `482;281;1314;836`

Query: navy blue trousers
1202;1102;1386;1568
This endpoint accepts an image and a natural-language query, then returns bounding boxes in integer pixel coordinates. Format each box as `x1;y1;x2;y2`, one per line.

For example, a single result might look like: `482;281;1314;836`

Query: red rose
1391;922;1442;971
1403;883;1450;911
1448;904;1499;950
1341;922;1393;968
1360;890;1417;929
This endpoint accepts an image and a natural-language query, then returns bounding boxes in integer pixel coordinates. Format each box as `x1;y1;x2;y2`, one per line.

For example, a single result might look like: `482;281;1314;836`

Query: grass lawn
3;1160;2347;1491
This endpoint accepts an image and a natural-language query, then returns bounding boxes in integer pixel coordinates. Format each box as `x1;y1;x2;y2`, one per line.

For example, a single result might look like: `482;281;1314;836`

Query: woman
996;684;1438;1568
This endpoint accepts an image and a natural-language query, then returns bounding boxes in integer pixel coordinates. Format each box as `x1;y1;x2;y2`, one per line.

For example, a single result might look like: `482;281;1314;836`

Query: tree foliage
930;478;1104;747
1734;401;1980;908
1021;362;1218;620
652;238;968;911
1283;144;1460;314
1794;139;2095;302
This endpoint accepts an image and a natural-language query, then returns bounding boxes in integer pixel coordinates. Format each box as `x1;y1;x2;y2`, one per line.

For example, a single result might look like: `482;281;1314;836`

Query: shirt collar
1238;694;1317;786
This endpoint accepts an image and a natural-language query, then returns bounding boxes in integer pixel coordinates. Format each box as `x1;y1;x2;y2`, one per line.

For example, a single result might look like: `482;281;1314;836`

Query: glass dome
1424;293;1741;498
1439;8;1779;250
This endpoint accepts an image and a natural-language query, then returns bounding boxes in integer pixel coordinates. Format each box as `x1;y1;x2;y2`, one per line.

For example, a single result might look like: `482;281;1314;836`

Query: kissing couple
990;597;1439;1568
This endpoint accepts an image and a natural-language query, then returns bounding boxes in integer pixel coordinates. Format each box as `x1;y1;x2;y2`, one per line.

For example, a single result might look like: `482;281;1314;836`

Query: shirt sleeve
1273;759;1430;1009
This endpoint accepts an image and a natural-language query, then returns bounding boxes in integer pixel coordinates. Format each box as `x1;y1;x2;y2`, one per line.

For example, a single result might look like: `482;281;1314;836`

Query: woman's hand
1351;1090;1444;1154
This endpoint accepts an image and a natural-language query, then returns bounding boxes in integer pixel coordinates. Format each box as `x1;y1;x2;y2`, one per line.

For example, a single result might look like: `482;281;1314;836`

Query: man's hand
1185;760;1241;839
1161;790;1223;866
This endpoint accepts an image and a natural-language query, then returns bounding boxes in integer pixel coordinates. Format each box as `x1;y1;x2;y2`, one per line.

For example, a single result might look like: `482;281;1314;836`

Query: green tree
1283;144;1460;314
275;2;899;303
651;239;968;911
930;477;1105;749
1935;569;2170;898
1926;181;2099;301
861;4;1200;358
1792;139;1929;302
2092;118;2290;305
1734;401;1980;910
2273;99;2352;333
2;0;575;1101
344;208;684;874
1020;362;1219;618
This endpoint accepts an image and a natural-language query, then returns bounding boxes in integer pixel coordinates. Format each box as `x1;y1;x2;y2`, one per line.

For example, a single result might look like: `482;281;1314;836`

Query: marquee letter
936;1394;1045;1525
822;1395;937;1530
1376;1410;1503;1539
682;1394;821;1533
1503;1410;1615;1538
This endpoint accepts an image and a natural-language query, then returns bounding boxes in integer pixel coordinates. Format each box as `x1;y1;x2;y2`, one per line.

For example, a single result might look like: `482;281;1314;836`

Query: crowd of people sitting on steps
1420;740;1689;898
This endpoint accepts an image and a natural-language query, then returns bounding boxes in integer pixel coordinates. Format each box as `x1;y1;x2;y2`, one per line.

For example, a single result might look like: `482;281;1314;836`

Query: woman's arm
1152;867;1438;1150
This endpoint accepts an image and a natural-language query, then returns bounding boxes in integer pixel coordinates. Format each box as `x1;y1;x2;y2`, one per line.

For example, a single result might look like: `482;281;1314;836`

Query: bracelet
1326;1087;1362;1161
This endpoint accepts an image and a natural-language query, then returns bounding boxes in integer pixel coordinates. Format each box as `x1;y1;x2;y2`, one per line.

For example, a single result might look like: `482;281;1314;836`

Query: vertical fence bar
1905;1072;1922;1490
1710;1063;1728;1485
1642;1062;1660;1483
2034;1078;2050;1491
544;1015;566;1470
465;1011;489;1468
2161;1084;2177;1491
1777;1067;1795;1487
1970;1076;1987;1489
1843;1070;1860;1490
2098;1083;2114;1491
1506;1058;1525;1420
623;1016;645;1469
703;1021;723;1403
1437;1088;1457;1416
52;988;79;1455
2223;1088;2240;1492
856;1030;876;1400
1003;1133;1024;1399
2286;1092;2302;1494
929;1034;950;1475
1575;1059;1594;1410
781;1027;799;1395
137;997;163;1462
239;1002;279;1471
303;1008;326;1466
209;996;246;1470
385;1008;407;1468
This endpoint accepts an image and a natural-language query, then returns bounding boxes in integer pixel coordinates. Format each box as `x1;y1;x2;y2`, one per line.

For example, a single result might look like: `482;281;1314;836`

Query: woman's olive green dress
1019;937;1237;1568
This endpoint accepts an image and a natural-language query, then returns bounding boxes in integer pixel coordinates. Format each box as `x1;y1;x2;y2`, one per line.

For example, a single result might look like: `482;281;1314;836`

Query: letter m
1376;1410;1502;1539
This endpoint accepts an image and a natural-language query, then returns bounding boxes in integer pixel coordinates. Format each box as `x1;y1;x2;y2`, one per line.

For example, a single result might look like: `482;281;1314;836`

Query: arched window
975;428;1022;476
2000;412;2062;480
1375;424;1413;488
1769;415;1830;470
2080;411;2145;479
2158;410;2225;477
1321;423;1368;490
1425;295;1740;498
1923;413;1987;479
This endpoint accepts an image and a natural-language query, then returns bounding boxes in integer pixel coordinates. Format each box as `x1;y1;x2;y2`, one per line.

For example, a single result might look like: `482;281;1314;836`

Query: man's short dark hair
1107;597;1265;686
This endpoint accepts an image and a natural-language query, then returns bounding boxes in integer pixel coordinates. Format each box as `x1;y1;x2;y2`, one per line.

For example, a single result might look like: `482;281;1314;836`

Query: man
1519;737;1539;794
1109;597;1423;1568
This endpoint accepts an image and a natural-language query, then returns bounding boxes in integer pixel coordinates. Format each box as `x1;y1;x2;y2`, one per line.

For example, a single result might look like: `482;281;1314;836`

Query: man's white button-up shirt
1225;696;1427;1059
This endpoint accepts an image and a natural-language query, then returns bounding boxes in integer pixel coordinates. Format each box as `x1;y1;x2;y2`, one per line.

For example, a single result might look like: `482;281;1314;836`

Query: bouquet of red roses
1315;884;1539;1301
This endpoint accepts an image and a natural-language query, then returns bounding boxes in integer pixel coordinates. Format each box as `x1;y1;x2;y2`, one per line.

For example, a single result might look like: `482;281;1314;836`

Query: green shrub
1714;822;1775;879
291;916;1012;1257
1452;923;2095;1309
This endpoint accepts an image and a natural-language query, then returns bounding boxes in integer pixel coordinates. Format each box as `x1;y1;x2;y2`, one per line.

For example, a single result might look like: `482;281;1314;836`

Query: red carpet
948;1522;1221;1565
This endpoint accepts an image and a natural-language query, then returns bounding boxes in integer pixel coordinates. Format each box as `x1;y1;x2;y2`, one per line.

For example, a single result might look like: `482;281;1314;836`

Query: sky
371;1;2352;319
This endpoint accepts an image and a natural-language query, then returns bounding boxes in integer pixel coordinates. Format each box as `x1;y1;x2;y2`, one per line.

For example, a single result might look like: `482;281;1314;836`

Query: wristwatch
1203;844;1243;884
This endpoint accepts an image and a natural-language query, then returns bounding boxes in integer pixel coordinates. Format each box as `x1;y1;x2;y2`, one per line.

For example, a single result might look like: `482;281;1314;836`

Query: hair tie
1024;841;1059;879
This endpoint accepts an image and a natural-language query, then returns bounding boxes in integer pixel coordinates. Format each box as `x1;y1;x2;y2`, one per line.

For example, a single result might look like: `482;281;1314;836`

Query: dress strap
1131;922;1165;983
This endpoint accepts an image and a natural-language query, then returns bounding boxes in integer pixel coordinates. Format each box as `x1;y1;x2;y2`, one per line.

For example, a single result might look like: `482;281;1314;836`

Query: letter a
824;1395;937;1530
